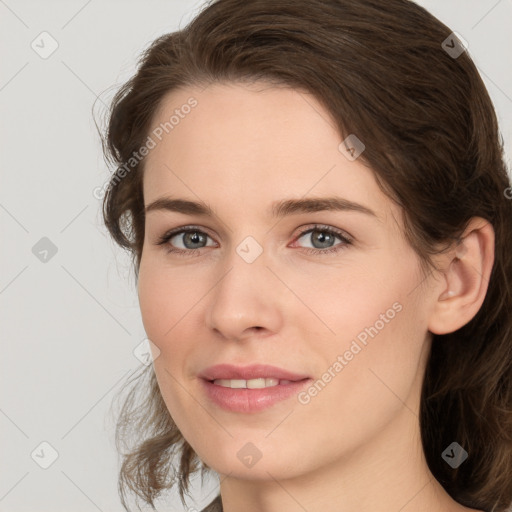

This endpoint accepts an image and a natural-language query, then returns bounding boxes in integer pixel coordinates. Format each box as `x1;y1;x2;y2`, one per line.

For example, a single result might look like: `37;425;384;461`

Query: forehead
142;82;399;229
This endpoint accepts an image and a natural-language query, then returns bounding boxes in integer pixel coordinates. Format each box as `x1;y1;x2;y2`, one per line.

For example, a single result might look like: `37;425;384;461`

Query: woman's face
138;81;436;481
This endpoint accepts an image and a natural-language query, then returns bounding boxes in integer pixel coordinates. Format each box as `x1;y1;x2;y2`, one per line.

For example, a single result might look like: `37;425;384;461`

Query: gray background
1;1;511;511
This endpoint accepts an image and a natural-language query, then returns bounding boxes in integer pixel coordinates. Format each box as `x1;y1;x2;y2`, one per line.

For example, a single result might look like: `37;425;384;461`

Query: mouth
206;377;310;389
198;364;312;413
200;377;313;414
199;363;311;382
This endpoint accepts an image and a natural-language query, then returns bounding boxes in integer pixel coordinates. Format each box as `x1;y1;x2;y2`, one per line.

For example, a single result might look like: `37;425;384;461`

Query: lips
199;363;310;382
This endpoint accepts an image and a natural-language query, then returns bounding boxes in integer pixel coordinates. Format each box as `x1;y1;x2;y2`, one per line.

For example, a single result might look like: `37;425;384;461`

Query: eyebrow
145;196;379;220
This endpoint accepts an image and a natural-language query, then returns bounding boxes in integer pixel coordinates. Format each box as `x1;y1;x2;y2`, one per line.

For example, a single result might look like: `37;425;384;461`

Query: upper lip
199;364;310;382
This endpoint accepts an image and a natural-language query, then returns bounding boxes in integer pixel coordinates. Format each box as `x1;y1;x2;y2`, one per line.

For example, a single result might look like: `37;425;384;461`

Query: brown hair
99;0;512;511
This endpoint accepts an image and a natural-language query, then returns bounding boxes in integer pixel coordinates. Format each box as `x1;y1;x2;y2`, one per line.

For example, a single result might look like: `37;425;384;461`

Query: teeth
213;378;281;389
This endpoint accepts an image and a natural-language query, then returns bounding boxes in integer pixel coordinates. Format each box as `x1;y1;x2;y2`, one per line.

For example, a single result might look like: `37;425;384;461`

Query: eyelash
155;224;353;257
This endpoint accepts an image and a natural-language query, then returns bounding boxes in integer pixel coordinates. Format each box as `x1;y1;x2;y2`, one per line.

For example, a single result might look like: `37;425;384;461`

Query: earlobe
428;218;495;335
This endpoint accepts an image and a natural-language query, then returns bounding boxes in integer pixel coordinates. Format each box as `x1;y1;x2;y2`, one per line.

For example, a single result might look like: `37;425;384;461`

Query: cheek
137;261;197;423
281;256;409;344
336;297;424;407
137;257;199;342
137;272;169;342
293;303;425;463
299;257;425;411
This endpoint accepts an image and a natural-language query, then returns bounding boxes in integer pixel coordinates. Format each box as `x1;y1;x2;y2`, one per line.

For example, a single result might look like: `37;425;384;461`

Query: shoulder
200;494;223;512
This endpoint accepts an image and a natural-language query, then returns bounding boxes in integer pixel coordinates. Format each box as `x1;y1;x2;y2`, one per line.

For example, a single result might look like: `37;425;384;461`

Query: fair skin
137;81;494;512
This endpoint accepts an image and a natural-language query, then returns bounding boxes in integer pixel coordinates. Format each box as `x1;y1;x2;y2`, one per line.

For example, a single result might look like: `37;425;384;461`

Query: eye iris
170;228;341;251
312;230;335;249
184;231;205;249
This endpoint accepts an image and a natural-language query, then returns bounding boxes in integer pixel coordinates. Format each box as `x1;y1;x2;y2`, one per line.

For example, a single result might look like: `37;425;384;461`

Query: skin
137;81;494;512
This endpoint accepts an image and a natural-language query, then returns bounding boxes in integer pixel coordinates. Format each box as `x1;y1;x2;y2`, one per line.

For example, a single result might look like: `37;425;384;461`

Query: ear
428;217;495;335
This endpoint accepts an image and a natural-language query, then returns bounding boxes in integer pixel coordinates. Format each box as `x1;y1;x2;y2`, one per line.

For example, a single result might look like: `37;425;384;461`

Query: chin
199;444;309;481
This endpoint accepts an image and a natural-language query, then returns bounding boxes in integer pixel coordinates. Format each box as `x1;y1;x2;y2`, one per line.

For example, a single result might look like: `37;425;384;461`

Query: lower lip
200;378;312;413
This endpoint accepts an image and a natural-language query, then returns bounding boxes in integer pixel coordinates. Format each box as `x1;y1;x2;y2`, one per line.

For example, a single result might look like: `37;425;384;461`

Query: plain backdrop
1;1;511;511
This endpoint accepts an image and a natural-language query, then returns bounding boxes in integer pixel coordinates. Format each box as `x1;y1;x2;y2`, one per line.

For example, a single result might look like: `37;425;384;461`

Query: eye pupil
312;230;334;249
185;231;205;248
162;225;348;256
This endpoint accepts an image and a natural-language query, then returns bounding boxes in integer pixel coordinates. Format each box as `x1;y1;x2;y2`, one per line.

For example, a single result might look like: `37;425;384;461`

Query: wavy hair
98;0;512;510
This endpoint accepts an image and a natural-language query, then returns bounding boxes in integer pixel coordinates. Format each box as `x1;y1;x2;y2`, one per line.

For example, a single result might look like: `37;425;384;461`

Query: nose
206;250;284;342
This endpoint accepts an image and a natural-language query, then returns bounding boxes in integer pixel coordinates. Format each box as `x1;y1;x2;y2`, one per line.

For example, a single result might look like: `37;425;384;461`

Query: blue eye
156;227;216;255
293;225;352;255
156;224;352;257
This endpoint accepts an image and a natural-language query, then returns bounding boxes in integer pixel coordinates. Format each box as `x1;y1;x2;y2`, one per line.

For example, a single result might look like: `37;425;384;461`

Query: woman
99;1;512;511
